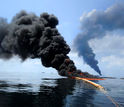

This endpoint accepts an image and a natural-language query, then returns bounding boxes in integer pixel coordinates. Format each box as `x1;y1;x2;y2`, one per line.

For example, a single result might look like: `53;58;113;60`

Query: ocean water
0;70;123;107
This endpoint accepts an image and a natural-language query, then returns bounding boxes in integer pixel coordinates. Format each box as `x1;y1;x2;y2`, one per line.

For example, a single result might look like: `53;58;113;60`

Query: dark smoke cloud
0;10;101;78
0;10;78;76
0;18;12;59
73;3;124;75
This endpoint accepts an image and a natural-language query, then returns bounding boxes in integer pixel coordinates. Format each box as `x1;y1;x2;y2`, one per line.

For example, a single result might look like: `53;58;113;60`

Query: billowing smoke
73;3;124;75
0;10;81;77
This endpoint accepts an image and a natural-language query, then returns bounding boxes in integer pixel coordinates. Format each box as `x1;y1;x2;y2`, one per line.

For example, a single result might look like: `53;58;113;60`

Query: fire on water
70;75;120;107
71;77;105;80
74;77;105;89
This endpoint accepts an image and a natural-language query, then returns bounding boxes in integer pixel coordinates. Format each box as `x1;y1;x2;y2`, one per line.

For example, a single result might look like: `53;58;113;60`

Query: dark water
0;71;124;107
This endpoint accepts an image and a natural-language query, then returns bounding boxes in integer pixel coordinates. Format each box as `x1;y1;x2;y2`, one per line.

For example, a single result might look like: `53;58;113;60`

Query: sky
0;0;124;77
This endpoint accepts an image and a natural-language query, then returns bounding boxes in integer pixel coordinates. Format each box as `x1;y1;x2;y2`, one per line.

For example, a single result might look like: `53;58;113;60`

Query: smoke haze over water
73;3;124;75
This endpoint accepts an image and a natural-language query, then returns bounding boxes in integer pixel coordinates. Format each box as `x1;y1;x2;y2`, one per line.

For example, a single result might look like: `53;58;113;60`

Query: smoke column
0;11;80;76
73;3;124;75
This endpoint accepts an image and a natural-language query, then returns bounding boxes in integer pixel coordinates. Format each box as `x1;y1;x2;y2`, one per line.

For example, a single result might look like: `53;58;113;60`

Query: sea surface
0;70;124;107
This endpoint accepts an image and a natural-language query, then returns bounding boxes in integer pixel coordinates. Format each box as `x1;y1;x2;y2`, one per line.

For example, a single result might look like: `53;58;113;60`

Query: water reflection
0;73;117;107
0;78;76;107
64;80;96;107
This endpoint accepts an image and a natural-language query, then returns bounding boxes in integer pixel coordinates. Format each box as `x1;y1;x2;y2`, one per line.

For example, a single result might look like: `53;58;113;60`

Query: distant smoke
74;3;124;75
0;11;79;76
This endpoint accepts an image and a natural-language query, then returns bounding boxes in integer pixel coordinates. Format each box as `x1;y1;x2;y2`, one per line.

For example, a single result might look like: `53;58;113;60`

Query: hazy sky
0;0;124;77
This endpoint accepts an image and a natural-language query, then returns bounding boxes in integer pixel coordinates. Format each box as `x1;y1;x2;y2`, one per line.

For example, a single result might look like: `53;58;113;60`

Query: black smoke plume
0;11;82;77
0;11;101;78
73;3;124;75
